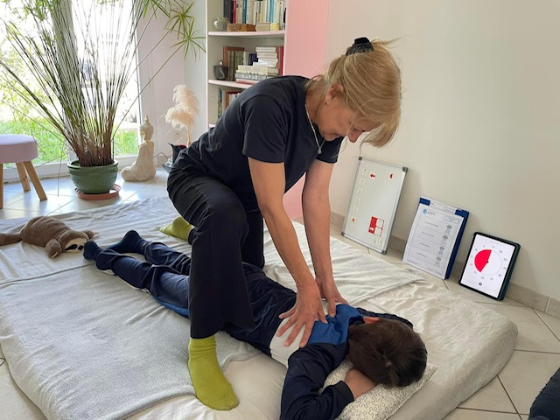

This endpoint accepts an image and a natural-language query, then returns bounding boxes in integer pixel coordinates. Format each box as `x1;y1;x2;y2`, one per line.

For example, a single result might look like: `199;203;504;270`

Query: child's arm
280;344;353;420
345;368;376;398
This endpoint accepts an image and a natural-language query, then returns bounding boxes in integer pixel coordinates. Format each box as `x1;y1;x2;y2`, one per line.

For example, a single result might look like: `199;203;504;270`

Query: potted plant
0;0;203;194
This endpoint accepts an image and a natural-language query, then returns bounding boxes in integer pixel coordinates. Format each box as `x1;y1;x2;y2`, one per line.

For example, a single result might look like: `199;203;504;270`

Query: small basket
227;23;256;32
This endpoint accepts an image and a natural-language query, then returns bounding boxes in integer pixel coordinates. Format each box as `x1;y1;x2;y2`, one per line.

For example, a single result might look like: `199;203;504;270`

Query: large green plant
0;0;203;167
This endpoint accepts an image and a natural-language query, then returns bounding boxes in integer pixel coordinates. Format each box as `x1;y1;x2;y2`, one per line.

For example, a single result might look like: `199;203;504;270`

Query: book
241;51;255;66
234;50;245;74
217;89;223;119
257;59;279;67
223;0;233;23
256;52;278;58
218;88;242;116
254;0;268;23
246;0;255;24
223;46;245;81
237;65;278;75
255;46;277;52
236;0;243;23
235;78;263;85
260;0;268;23
277;45;284;75
227;50;235;80
275;0;284;25
234;72;276;83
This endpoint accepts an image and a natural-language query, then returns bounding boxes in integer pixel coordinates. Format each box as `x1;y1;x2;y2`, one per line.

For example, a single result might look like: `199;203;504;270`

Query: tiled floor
1;169;559;419
0;168;170;220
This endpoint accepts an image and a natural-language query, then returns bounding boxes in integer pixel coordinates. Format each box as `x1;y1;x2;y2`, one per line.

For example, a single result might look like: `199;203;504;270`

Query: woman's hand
316;274;348;317
345;368;376;399
277;282;326;348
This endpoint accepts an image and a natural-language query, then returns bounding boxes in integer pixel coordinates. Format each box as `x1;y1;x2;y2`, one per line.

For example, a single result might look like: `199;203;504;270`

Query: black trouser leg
168;170;258;338
241;209;264;268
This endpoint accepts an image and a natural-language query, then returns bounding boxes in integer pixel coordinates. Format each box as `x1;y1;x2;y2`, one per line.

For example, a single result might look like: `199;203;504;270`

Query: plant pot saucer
75;184;121;200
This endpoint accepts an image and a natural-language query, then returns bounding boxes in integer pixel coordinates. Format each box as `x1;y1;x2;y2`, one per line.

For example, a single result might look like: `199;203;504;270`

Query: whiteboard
342;158;407;254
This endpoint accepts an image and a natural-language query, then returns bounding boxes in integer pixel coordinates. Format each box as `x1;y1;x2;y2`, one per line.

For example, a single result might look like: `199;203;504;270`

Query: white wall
182;0;208;143
326;0;560;299
142;0;207;147
137;12;190;160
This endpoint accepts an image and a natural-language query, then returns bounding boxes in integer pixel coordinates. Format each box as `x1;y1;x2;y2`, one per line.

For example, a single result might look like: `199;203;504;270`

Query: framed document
459;232;521;300
403;197;469;279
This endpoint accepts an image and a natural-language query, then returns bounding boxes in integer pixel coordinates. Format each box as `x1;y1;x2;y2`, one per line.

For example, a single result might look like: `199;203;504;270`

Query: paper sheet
403;200;466;279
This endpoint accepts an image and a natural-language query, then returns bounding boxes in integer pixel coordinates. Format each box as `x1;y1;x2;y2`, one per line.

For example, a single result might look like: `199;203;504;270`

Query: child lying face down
83;231;427;420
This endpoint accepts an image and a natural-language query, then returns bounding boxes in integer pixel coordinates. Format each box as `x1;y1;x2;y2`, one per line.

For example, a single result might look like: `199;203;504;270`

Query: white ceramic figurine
121;116;156;182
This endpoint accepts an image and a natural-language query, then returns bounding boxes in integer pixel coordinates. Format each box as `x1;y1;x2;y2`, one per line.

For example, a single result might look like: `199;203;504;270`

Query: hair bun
346;37;374;55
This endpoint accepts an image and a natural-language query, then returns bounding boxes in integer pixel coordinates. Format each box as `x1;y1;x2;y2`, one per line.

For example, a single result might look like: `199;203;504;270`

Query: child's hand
344;368;376;399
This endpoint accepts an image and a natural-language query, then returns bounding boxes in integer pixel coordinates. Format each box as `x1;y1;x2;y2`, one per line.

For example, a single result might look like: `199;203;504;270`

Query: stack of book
223;46;257;81
255;46;281;70
229;45;283;85
235;65;279;85
223;45;284;85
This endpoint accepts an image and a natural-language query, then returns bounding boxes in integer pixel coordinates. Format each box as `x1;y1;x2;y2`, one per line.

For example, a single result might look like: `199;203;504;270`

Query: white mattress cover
0;198;517;420
127;279;517;420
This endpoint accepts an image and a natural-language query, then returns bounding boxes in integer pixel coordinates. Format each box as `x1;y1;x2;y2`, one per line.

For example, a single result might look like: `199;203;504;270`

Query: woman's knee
203;200;248;235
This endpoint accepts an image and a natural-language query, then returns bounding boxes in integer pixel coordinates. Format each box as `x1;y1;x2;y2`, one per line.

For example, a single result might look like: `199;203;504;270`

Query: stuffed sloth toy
0;216;94;258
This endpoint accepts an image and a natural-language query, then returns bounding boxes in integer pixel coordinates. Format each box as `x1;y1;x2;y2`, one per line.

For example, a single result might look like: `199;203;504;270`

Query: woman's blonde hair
307;39;402;147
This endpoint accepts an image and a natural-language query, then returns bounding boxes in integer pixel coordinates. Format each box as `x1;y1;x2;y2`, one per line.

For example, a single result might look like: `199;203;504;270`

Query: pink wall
283;1;329;78
282;0;329;218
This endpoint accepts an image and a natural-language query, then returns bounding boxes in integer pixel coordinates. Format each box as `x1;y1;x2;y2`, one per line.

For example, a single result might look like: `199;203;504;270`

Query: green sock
188;336;239;410
159;216;193;240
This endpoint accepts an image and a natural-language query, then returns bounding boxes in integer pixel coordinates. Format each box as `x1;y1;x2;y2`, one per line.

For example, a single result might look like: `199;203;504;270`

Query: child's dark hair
347;318;427;387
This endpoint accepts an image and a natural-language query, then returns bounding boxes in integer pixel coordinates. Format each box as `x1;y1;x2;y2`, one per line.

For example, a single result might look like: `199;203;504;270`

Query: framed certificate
459;232;520;300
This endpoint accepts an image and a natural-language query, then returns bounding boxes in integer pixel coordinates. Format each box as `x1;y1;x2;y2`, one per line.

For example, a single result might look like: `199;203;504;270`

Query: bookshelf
192;0;328;218
206;1;287;127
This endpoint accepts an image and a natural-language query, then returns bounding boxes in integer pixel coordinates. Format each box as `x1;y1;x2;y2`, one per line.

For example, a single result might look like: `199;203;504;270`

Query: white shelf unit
208;30;286;38
206;2;286;126
208;80;253;90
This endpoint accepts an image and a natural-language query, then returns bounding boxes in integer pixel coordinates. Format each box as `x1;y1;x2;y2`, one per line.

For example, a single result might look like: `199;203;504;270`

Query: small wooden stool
0;134;47;209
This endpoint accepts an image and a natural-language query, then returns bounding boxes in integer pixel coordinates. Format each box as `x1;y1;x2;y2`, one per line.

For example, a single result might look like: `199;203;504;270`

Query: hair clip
346;37;374;55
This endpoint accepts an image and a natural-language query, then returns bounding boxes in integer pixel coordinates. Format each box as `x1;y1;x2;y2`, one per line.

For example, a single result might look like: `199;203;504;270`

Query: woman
167;37;402;410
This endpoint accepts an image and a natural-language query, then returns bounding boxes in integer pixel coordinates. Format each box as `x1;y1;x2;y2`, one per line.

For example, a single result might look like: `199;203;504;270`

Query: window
0;0;140;168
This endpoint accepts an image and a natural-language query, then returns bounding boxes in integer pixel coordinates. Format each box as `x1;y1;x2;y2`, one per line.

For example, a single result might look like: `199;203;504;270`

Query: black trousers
168;167;263;338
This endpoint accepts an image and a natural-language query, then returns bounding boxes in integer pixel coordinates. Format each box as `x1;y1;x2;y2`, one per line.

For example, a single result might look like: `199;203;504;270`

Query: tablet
459;232;520;300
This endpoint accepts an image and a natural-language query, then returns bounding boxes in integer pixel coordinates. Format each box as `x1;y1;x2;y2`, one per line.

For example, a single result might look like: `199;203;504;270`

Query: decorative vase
162;144;187;173
68;160;119;195
213;60;228;80
213;17;229;31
